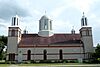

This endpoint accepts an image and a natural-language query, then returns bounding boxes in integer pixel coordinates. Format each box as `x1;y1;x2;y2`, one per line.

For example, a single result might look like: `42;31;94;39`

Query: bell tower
12;15;19;26
38;15;53;37
80;12;94;59
7;15;21;61
81;12;88;27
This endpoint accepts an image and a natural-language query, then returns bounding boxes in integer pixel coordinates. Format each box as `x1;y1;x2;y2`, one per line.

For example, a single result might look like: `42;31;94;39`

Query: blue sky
0;0;100;46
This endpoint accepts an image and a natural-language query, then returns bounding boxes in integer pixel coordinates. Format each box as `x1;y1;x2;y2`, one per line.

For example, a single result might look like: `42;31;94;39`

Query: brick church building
6;13;94;62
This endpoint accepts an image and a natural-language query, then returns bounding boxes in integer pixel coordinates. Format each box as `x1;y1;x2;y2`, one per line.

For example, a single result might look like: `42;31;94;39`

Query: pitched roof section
19;34;82;46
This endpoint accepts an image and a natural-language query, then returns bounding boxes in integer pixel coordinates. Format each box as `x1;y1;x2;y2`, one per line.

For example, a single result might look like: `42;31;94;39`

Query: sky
0;0;100;46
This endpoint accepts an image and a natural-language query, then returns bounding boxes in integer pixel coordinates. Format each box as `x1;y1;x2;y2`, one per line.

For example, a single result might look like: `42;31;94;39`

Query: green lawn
18;63;75;66
0;63;85;67
0;63;100;67
0;64;10;67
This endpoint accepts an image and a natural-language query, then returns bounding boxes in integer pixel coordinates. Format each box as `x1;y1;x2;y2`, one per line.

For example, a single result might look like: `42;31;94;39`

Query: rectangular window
17;18;18;25
12;18;13;25
14;17;16;25
9;53;15;61
11;30;15;36
50;21;52;30
85;18;87;26
80;31;82;37
86;30;89;36
39;21;41;30
81;18;84;26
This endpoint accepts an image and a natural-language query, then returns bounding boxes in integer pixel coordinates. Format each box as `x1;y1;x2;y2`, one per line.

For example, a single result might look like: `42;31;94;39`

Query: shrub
68;60;78;63
45;60;52;63
39;60;52;63
90;59;100;64
0;62;5;64
5;61;16;64
55;60;62;63
30;60;35;63
62;60;68;63
0;60;5;64
21;61;31;64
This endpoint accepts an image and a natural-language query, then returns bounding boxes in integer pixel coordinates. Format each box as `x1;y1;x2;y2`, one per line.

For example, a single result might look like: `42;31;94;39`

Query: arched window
27;50;31;60
43;49;47;60
59;49;63;60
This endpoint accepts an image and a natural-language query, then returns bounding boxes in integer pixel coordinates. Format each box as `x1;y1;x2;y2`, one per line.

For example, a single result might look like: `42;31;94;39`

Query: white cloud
74;0;92;13
51;6;67;18
19;16;39;34
63;0;97;14
0;0;100;46
53;20;72;33
88;13;100;29
0;19;9;35
33;10;41;15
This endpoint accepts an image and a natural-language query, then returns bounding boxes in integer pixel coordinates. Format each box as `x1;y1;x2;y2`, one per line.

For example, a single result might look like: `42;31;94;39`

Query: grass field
0;63;83;67
0;64;10;67
0;63;100;67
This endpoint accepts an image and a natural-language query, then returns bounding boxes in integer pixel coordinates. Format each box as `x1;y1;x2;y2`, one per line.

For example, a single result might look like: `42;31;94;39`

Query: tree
0;41;5;60
0;36;7;46
95;44;100;57
92;43;100;63
0;36;7;60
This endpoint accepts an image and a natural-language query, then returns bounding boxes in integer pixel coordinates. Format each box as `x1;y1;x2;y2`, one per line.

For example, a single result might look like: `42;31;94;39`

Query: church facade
6;13;94;62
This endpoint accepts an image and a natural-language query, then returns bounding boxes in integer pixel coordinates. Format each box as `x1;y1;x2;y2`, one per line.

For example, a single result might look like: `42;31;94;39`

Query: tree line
0;36;7;60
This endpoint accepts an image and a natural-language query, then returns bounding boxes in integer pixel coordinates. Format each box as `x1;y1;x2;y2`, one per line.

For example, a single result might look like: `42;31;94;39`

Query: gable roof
18;34;82;47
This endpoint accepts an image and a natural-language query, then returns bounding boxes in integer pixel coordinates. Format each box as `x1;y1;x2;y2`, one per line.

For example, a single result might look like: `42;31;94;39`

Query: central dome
38;15;53;37
40;15;49;20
